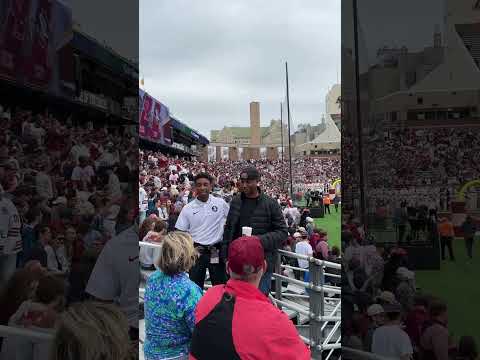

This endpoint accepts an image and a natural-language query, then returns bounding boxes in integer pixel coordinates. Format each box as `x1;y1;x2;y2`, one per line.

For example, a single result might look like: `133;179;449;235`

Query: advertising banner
139;88;172;145
0;0;73;95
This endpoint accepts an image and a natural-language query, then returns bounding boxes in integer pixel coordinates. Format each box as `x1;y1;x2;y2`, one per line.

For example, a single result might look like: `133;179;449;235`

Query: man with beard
222;166;288;296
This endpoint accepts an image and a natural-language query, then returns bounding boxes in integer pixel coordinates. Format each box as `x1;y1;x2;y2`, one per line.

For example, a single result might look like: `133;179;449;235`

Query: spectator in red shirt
189;236;310;360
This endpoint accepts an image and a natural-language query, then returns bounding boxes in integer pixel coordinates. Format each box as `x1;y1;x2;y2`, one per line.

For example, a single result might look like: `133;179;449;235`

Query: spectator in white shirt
44;233;70;275
35;162;54;202
169;170;179;185
0;184;22;286
71;156;95;191
70;139;90;165
175;172;229;289
372;303;413;360
105;167;122;200
139;184;148;225
157;200;169;222
295;231;313;291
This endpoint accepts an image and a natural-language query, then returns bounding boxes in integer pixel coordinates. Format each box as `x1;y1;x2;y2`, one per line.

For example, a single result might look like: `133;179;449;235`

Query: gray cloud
66;0;139;62
140;0;340;139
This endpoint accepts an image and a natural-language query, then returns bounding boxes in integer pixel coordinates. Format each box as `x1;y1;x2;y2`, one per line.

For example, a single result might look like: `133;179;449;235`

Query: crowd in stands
139;150;340;202
139;150;341;360
341;215;478;360
365;127;480;189
0;103;138;360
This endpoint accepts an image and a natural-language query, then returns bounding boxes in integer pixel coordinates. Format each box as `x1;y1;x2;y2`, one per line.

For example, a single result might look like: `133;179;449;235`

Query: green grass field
416;239;479;346
313;207;341;250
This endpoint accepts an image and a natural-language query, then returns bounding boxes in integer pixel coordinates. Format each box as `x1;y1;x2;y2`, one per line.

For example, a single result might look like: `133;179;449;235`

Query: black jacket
222;189;288;272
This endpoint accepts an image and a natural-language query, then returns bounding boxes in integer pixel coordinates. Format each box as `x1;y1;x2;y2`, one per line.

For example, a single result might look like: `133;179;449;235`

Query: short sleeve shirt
175;195;229;245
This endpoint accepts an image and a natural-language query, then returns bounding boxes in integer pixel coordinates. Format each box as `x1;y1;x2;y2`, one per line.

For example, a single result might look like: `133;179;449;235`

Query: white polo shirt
139;186;148;212
86;226;139;328
175;194;229;246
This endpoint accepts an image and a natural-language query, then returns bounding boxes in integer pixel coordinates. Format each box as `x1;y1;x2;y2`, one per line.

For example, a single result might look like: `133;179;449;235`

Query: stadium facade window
391;111;397;121
425;111;435;120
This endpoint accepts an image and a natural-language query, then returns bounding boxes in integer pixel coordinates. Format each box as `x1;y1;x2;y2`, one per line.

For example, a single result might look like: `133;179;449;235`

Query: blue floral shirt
144;270;202;359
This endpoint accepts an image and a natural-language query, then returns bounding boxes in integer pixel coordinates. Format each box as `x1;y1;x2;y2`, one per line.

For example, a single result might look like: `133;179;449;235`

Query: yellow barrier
332;179;341;194
457;180;480;201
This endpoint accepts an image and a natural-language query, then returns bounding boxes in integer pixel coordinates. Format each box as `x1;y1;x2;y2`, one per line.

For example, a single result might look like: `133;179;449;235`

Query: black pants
465;237;474;259
398;225;406;243
325;204;331;214
334;203;339;212
440;236;455;260
190;244;227;290
129;326;139;341
306;198;310;207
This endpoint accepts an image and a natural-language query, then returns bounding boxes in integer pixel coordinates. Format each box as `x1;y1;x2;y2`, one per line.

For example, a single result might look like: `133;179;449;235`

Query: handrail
274;249;341;359
0;325;54;342
342;347;396;360
277;249;342;269
139;241;162;248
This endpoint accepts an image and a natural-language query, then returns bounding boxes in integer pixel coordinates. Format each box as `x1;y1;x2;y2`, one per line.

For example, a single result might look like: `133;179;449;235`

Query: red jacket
189;279;310;360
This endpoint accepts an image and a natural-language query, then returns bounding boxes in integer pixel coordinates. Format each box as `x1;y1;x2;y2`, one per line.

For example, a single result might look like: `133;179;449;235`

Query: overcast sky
66;0;139;62
357;0;445;65
140;0;340;139
342;0;445;72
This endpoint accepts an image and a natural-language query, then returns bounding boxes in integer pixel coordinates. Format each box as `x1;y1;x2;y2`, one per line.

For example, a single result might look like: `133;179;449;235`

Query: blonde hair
50;301;134;360
156;231;198;276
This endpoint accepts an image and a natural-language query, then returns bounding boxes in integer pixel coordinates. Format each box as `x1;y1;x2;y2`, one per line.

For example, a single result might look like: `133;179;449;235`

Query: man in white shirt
139;184;148;225
35;162;54;201
169;170;179;185
86;222;139;341
372;303;413;360
175;172;229;289
0;184;22;286
295;231;313;290
70;138;90;164
71;156;95;190
105;167;122;200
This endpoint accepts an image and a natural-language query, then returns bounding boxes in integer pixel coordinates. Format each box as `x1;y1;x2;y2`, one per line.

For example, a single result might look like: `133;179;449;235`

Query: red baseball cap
228;236;265;275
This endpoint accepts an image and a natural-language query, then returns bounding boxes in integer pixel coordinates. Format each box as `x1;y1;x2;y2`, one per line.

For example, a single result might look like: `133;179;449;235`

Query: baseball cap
367;304;385;317
293;232;302;238
376;291;396;304
397;267;414;280
227;236;265;276
306;217;314;223
240;167;260;181
52;197;68;206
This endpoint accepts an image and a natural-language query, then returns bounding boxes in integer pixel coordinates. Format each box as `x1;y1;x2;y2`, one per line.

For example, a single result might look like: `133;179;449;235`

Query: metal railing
273;249;341;359
0;325;54;341
0;325;54;357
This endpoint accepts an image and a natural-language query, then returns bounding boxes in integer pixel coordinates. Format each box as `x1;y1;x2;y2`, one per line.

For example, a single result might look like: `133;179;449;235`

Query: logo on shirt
128;256;139;262
193;211;200;215
211;205;218;212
